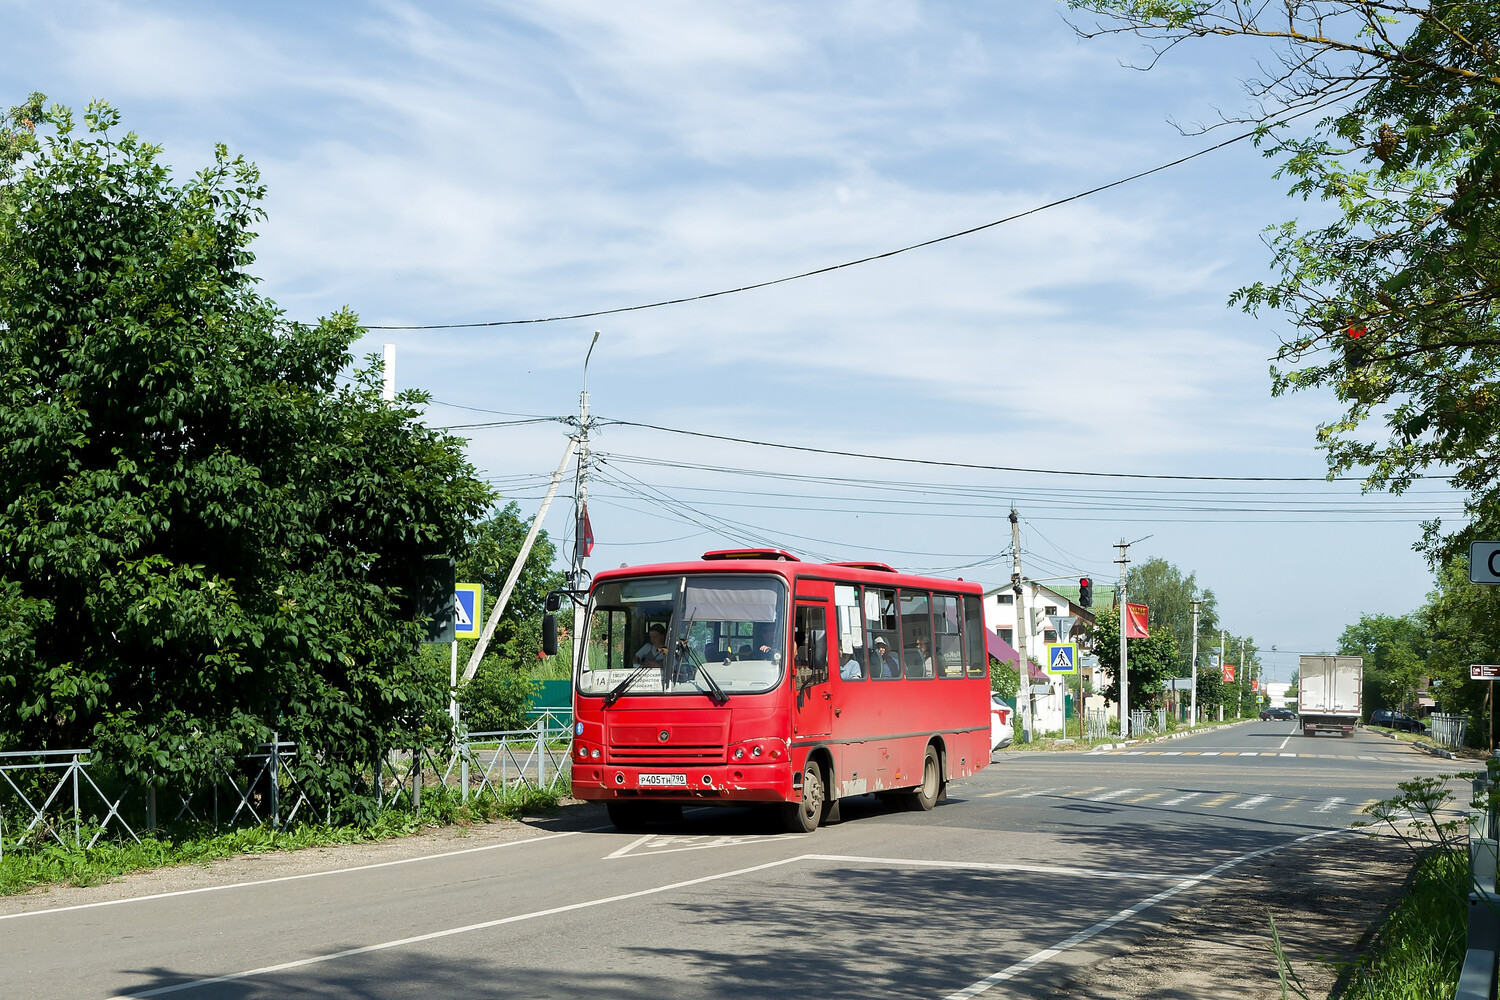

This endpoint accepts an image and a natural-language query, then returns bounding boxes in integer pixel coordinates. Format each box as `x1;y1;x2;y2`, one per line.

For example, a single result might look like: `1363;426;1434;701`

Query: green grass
0;783;562;898
1338;847;1468;999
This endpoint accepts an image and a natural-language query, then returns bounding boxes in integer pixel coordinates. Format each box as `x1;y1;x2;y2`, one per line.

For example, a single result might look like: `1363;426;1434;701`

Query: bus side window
899;590;934;680
933;595;963;678
866;587;900;679
963;595;987;678
835;585;865;681
794;605;828;687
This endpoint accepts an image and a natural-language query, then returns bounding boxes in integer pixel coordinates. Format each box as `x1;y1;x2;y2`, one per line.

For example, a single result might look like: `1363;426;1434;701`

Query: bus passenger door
792;600;833;738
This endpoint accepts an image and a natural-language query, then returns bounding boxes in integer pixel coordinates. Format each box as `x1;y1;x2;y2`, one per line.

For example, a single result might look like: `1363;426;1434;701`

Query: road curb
1085;719;1255;753
1370;726;1456;759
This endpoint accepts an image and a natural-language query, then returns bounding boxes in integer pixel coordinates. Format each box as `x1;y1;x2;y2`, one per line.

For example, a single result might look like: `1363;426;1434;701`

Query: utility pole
570;332;601;671
464;332;600;684
1239;637;1247;719
1189;600;1201;728
382;344;395;402
1009;509;1031;743
1115;540;1129;737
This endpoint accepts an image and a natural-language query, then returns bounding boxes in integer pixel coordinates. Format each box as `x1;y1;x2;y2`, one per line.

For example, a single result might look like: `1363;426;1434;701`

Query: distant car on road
1259;706;1295;721
1369;709;1426;733
991;694;1014;750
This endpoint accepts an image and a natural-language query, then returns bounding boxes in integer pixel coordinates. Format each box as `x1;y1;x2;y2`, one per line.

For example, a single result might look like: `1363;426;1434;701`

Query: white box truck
1298;655;1363;737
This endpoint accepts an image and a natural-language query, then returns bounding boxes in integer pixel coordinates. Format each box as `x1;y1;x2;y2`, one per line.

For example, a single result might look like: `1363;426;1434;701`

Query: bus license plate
638;773;687;787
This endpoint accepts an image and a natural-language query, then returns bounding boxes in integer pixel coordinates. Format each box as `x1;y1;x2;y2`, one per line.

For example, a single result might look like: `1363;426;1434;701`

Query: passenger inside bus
871;637;900;678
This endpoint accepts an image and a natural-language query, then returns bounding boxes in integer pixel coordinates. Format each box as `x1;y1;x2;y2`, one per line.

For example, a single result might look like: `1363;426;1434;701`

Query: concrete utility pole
1115;540;1130;736
382;344;396;402
1009;509;1031;742
570;332;601;671
1189;599;1201;728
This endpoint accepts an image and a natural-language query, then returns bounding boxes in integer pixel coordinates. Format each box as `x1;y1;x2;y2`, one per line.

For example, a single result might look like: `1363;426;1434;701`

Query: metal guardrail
1458;773;1500;1000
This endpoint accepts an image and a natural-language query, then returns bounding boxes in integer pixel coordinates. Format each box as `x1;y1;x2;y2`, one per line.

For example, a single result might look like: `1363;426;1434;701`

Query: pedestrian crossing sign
1046;643;1078;673
454;583;483;640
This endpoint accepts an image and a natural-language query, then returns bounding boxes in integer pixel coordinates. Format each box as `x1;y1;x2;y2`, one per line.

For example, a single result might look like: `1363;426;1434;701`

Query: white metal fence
0;719;574;854
1432;713;1469;750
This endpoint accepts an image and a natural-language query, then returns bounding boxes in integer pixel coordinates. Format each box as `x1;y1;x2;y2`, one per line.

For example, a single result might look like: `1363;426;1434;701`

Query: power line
362;125;1281;331
598;419;1440;483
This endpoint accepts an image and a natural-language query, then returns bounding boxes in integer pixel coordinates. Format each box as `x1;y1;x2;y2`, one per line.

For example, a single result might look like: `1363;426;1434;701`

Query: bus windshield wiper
677;634;729;706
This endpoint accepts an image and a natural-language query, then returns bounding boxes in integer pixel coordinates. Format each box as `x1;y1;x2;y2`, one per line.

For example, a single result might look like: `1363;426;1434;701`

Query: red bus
556;548;993;833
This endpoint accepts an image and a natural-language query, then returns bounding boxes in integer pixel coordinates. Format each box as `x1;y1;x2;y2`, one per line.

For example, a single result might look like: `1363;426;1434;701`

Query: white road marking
607;834;800;859
1160;752;1182;757
1278;734;1292;750
1313;797;1346;814
941;828;1349;1000
1015;786;1060;799
1232;795;1271;811
1161;792;1201;806
801;854;1182;882
1201;752;1221;756
1279;753;1298;758
0;830;585;923
106;853;812;999
1087;788;1138;802
605;834;654;859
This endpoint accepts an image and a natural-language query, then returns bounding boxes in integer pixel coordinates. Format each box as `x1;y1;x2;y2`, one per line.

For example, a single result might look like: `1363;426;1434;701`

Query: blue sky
4;1;1459;673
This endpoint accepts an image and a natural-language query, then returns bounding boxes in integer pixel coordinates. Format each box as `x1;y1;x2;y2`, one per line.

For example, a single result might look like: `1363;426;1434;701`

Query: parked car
1259;706;1296;721
1369;709;1426;733
991;694;1014;750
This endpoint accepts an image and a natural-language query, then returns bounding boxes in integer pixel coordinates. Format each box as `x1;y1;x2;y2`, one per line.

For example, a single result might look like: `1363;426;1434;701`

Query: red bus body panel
570;556;991;810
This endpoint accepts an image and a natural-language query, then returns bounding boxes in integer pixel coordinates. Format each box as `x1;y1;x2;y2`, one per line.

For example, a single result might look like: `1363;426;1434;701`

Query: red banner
1124;602;1149;638
1251;679;1259;692
1223;663;1235;682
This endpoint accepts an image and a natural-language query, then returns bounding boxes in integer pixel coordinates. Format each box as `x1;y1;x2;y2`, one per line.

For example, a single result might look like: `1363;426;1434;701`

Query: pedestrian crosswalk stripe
1145;751;1163;756
1162;792;1200;806
1280;753;1297;758
1088;788;1138;802
1201;752;1221;756
1016;787;1060;799
1233;794;1271;810
1161;751;1182;756
1125;791;1161;803
1313;797;1346;813
1201;792;1237;808
1182;752;1201;756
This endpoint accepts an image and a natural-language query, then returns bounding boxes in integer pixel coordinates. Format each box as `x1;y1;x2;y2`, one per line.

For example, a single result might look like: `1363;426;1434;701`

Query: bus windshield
577;574;788;698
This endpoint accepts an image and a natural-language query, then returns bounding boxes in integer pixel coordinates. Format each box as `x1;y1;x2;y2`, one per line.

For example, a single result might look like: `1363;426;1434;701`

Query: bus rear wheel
782;760;824;834
905;745;941;812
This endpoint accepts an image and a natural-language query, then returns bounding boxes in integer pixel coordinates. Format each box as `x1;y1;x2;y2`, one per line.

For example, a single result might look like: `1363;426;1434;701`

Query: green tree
0;99;492;810
1068;2;1500;560
1420;557;1500;741
456;502;566;673
1094;604;1181;710
1339;613;1430;712
1125;557;1219;677
990;655;1020;700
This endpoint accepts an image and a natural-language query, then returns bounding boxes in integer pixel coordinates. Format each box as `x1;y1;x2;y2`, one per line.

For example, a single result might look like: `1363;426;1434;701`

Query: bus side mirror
542;614;558;657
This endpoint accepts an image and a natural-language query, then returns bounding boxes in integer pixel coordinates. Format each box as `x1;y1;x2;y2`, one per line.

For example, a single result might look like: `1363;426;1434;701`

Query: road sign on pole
1046;643;1078;673
454;583;483;640
1470;542;1500;584
1472;664;1500;680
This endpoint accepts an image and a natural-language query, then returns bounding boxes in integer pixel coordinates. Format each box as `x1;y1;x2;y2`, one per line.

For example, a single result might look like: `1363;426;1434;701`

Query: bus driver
634;626;669;669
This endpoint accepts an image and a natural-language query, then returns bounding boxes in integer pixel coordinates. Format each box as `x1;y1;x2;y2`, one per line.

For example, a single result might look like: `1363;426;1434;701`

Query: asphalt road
2;721;1459;1000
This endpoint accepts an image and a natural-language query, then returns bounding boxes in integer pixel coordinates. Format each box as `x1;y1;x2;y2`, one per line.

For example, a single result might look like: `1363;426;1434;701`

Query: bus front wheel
782;761;824;834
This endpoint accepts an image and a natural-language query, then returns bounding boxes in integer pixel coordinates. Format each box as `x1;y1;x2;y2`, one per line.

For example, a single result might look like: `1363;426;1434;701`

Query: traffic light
1079;577;1093;608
